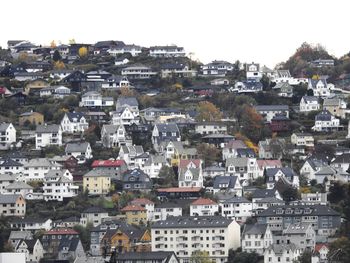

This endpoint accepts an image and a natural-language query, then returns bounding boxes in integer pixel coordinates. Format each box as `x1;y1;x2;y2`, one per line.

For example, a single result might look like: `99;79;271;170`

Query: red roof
121;204;146;212
257;160;282;170
157;187;202;193
191;198;217;206
130;198;154;205
315;243;329;252
45;228;78;235
91;160;126;168
179;159;201;169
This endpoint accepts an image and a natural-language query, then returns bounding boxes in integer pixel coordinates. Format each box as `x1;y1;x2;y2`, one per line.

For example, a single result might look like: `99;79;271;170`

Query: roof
24;158;61;168
116;96;139;108
44;228;78;235
224;140;247;149
213;176;238;189
256;160;282;170
17;239;37;253
20;111;42;117
283;223;312;234
152;216;233;229
65;112;85;122
58;236;80;252
156;187;202;193
254;105;289;111
36;124;60;133
121;204;146;212
0;158;23;167
83;206;107;214
115;251;177;262
0;123;11;132
121;145;144;155
155;123;180;133
243;224;268;236
252;189;278;199
257;204;340;217
130;198;154;205
102;124;123;134
0;194;22;204
84;169;114;178
226;157;249;167
222;196;250;204
315;110;333;121
323;98;343;107
10;217;50;224
191;198;217;206
301;96;319;103
332;153;350;164
65;142;90;153
5;181;33;190
91;159;126;168
9;230;33;240
265;167;296;178
179;159;201;169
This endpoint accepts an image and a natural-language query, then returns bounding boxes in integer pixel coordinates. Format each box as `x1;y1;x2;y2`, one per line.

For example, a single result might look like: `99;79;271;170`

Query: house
212;176;242;196
258;138;286;160
274;82;293;97
256;205;341;236
151;216;241;263
101;124;129;148
19;111;44;126
153;201;183;221
9;217;52;231
0;194;26;217
85;111;108;124
279;223;316;251
225;157;257;181
201;60;233;76
130;198;155;221
35;124;62;149
57;236;86;262
170;147;198;167
194;122;227;135
323;97;347;118
80;91;114;107
141;155;167;178
312;110;341;132
115;57;130;66
252;196;285;216
4;181;33;197
300;158;328;181
269;114;290;132
190;198;219;216
312;244;329;263
119;145;144;169
255;160;283;178
264;244;302;263
0;123;16;150
298;193;328;205
15;239;44;263
121;65;157;80
91;159;127;177
8;230;33;248
160;63;197;78
331;153;350;172
242;224;273;255
22;158;61;182
232;81;263;93
108;44;142;57
299;96;321;112
112;96;140;126
291;133;314;147
113;251;180;263
43;169;78;201
203;166;225;178
83;170;112;196
60;112;88;133
50;69;75;80
246;62;262;81
122;169;153;192
308;78;331;97
61;70;87;90
251;189;282;204
222;140;247;160
0;158;24;175
219;196;252;222
265;167;299;189
210;78;229;86
80;206;109;227
178;168;203;188
152;123;181;151
65;142;93;163
101;75;130;89
202;134;235;148
254;105;289;122
149;45;185;57
121;205;147;225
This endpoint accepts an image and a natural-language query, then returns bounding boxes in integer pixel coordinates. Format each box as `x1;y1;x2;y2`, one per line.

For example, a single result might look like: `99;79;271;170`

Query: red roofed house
91;159;127;176
0;86;12;98
121;205;147;225
41;228;79;255
130;198;155;221
313;243;329;262
190;198;219;216
178;159;202;171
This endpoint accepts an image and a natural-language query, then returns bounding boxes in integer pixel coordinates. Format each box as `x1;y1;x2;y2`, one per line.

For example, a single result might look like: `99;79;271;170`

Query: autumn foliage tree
78;46;88;58
196;101;222;122
196;143;221;166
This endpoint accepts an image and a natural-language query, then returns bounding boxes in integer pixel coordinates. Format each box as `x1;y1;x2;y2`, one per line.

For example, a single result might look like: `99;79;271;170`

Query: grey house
122;169;153;192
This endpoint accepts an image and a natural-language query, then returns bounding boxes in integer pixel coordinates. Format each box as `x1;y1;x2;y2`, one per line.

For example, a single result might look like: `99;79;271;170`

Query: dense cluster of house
0;39;349;263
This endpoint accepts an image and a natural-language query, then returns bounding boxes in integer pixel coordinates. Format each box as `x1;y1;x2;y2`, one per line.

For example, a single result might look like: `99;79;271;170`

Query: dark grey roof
65;112;85;122
155;123;180;133
222;196;250;204
58;236;80;252
151;216;233;229
257;205;340;217
83;206;107;214
243;224;268;236
17;239;37;253
0;123;11;132
116;96;139;108
236;148;256;158
332;153;350;164
65;142;90;153
255;105;289;111
301;96;319;103
315;110;333;121
0;194;22;204
309;79;327;88
265;167;296;178
36;124;60;133
213;176;238;189
252;189;278;199
10;217;50;224
115;252;177;262
0;158;23;167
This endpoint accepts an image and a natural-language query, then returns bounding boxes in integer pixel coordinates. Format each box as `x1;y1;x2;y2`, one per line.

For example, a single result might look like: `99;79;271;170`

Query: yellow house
24;79;49;95
19;111;44;126
171;147;198;167
121;205;147;225
83;170;111;195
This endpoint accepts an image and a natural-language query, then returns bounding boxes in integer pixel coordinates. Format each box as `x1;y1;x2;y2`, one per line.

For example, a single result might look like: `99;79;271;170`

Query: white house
4;181;33;197
80;91;114;108
153;202;183;221
0;123;16;150
212;176;242;196
246;62;262;81
308;78;331;97
222;140;247;161
299;96;321;112
65;142;93;163
151;216;241;263
201;61;234;76
101;124;129;148
178;168;203;188
35;124;62;149
190;198;219;216
242;224;273;255
254;105;289;122
299;158;327;182
111;106;140;126
264;244;302;263
0;159;24;175
141;154;167;179
195;122;227;135
43;169;78;201
15;239;44;263
101;75;130;89
60;112;88;133
22;158;62;182
312;110;340;132
118;145;144;169
225;157;257;181
121;65;157;79
107;44;142;57
220;196;252;222
291;133;315;147
80;207;109;227
149;45;185;57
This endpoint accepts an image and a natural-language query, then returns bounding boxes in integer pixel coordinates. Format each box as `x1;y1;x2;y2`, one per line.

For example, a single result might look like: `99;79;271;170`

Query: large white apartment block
22;158;62;182
151;216;241;263
35;124;62;149
43;169;78;201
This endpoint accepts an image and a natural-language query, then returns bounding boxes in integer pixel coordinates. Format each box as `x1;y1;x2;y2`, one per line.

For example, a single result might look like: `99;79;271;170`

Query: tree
196;101;223;122
78;46;88;58
73;223;93;251
296;250;312;263
54;60;65;69
52;50;61;62
50;40;57;48
328;237;350;263
228;251;260;263
158;166;177;187
190;250;211;263
196;143;221;166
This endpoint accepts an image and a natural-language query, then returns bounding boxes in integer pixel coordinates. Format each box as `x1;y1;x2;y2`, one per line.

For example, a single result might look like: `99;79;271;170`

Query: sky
1;0;349;68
